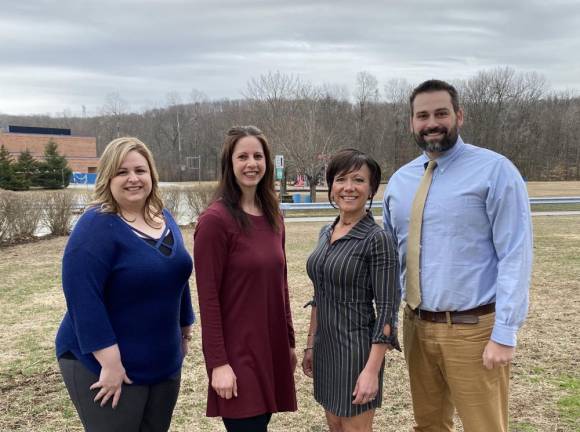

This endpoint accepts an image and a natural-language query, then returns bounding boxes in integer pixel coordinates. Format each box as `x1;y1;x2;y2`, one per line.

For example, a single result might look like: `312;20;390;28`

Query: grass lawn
0;217;579;431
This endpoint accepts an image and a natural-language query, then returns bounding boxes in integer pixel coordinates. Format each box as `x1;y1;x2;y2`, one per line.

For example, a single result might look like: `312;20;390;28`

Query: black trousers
222;413;273;432
58;356;180;432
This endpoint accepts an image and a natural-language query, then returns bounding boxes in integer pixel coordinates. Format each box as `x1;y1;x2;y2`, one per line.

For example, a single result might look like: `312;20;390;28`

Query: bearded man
383;79;533;432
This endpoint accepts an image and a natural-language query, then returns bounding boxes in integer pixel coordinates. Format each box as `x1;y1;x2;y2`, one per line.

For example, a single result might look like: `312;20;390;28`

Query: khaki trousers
403;306;509;432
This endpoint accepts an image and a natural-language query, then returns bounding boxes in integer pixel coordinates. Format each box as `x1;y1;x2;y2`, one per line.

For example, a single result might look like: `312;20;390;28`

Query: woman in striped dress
302;149;401;432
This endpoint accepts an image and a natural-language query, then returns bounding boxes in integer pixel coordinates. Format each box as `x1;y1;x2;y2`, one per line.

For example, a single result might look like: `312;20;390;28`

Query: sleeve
164;208;195;328
303;224;331;308
179;282;195;327
367;229;401;351
61;218;117;354
193;210;230;369
382;182;403;319
382;182;397;241
282;226;296;348
486;158;533;347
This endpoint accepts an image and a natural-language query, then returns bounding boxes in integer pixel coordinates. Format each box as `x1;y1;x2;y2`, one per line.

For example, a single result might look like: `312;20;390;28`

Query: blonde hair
92;137;164;227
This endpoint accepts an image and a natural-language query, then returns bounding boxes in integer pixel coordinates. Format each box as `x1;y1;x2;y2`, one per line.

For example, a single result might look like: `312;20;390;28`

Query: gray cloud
0;0;579;115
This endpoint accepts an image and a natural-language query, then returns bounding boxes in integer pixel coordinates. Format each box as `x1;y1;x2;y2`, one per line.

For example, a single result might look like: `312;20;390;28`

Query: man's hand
482;340;515;370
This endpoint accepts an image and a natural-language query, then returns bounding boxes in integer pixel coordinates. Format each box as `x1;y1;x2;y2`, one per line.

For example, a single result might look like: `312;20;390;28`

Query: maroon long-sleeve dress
193;201;297;418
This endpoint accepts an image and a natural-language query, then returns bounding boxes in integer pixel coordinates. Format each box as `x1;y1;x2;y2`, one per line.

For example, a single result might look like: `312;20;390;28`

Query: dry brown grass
0;217;578;431
306;181;580;203
526;181;580;197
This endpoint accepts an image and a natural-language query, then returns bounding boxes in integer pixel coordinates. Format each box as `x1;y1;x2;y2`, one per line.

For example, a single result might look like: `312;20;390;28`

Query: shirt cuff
372;332;401;352
491;323;518;347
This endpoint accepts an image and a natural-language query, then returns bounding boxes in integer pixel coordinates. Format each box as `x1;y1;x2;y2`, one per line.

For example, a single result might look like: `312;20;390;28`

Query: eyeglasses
227;125;263;136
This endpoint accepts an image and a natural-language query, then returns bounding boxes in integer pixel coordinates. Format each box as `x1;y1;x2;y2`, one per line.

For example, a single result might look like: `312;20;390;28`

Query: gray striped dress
306;212;400;417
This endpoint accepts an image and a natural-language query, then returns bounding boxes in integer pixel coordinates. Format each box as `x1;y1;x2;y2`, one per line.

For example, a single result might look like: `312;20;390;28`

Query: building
0;125;99;182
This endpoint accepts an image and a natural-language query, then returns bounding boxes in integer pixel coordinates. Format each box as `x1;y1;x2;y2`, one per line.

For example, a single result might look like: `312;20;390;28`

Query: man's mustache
420;127;448;136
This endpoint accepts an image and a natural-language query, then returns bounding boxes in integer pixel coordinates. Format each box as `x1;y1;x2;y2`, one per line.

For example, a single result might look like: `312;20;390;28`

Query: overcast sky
1;0;579;116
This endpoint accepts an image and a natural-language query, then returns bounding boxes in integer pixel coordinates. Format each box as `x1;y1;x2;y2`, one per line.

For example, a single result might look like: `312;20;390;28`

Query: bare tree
353;71;380;154
101;92;129;140
381;79;414;176
246;72;343;200
2;67;577;183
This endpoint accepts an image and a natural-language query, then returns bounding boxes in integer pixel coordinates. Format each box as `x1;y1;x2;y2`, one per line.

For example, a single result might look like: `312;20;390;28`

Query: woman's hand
181;326;193;357
302;348;313;378
90;363;133;408
290;347;297;373
91;344;132;408
181;338;190;357
351;368;378;405
211;364;238;399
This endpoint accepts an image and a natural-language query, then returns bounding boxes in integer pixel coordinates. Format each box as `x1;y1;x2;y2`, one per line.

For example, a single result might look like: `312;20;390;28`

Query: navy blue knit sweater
55;207;194;384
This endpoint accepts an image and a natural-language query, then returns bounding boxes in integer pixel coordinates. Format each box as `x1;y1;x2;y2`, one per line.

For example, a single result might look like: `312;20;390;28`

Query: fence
280;197;580;211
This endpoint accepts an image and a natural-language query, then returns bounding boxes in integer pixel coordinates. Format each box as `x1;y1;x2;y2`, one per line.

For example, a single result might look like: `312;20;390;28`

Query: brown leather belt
410;302;495;324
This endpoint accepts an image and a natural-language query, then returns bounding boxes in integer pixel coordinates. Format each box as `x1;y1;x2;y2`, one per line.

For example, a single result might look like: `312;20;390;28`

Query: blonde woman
55;137;194;432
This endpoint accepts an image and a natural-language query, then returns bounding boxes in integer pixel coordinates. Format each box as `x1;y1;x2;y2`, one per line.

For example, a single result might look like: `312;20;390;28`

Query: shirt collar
328;211;377;240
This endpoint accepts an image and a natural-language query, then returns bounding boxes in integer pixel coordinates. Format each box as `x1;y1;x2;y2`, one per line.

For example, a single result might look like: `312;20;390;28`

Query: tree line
0;140;72;190
1;67;578;197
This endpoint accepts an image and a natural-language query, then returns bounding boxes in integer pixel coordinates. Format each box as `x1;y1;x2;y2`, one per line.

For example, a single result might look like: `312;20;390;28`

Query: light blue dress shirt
383;137;533;347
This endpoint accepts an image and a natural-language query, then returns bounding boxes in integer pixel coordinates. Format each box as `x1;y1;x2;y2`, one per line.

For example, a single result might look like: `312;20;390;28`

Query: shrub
161;187;182;220
183;183;215;224
0;190;44;244
0;189;9;243
42;190;78;236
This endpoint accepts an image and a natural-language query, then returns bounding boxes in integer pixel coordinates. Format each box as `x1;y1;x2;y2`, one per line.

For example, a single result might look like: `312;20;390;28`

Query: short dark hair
326;148;381;206
213;125;281;232
410;79;460;115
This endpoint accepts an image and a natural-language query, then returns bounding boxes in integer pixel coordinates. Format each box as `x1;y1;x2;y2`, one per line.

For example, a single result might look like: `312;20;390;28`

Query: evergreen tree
0;145;18;190
12;149;39;190
36;140;72;188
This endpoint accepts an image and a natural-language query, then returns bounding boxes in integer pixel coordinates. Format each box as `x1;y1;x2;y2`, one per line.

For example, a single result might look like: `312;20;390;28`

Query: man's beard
413;125;459;153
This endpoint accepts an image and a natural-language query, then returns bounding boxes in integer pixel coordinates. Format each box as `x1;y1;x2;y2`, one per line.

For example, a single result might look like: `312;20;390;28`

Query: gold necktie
406;160;437;310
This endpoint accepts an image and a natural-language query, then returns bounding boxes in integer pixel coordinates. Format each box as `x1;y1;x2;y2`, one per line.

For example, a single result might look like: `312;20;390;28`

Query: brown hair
410;79;460;115
326;148;381;210
92;137;163;227
213;125;281;232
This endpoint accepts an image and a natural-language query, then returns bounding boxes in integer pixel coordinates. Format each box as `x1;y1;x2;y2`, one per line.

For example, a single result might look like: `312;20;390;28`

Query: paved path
284;211;580;223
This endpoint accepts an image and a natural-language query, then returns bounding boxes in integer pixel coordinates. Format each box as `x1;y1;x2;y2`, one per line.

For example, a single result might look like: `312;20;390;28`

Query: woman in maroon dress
194;125;297;432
